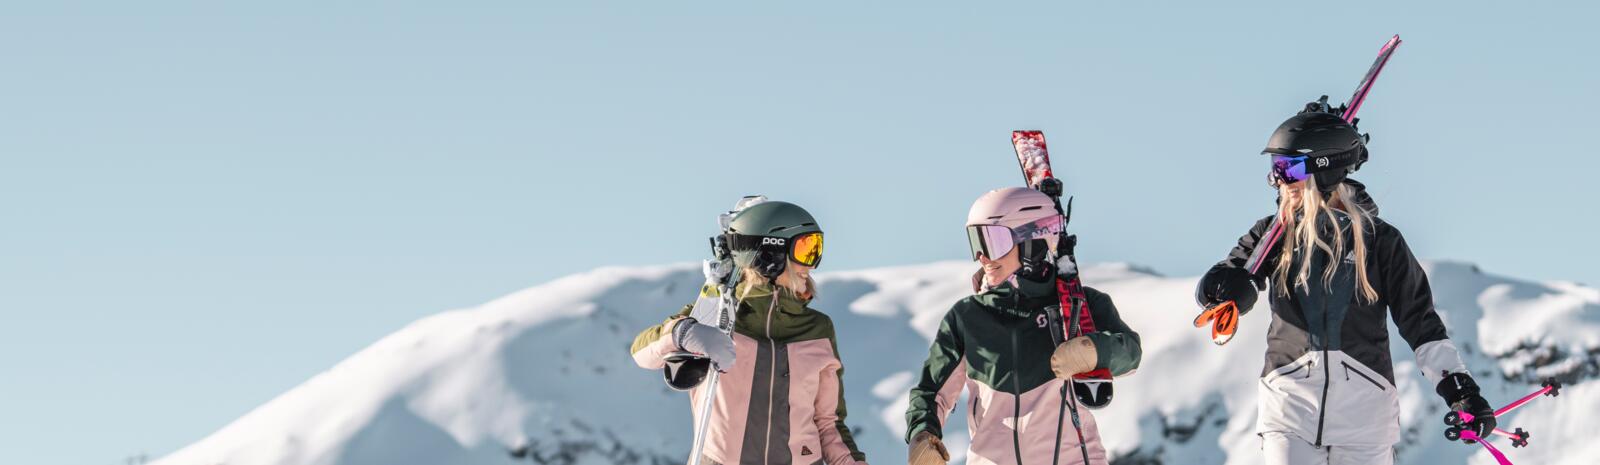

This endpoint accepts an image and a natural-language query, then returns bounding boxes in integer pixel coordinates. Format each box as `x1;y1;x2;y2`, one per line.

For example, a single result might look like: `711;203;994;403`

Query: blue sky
2;2;1596;463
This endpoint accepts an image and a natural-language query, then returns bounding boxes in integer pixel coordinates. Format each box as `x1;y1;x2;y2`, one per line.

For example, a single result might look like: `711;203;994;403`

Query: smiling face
1280;175;1308;213
778;262;813;296
977;247;1021;288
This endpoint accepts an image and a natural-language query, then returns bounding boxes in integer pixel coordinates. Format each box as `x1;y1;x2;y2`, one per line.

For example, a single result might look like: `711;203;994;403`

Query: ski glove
1050;336;1098;379
1195;267;1258;314
672;318;736;372
907;431;949;465
1437;372;1496;441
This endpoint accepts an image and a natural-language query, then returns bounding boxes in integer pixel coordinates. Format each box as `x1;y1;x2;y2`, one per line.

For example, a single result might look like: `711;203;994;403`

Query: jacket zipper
1314;293;1330;447
1275;361;1307;379
763;294;779;465
1342;361;1385;390
1011;291;1024;465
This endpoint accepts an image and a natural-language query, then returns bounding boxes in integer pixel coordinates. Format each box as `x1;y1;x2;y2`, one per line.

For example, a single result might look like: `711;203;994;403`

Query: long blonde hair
740;266;816;301
1272;175;1379;303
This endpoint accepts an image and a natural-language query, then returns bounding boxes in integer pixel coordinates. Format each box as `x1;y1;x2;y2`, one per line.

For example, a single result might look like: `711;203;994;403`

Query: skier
906;187;1142;465
1195;107;1496;465
629;200;869;465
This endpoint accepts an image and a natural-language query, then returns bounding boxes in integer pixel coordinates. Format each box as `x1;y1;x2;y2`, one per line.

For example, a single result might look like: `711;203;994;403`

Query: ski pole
1061;297;1092;465
1443;379;1561;427
686;370;720;465
1494;379;1561;417
1458;430;1514;465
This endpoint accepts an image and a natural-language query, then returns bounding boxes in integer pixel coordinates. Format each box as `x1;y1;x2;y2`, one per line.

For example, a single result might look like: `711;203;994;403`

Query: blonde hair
740;267;816;301
1272;176;1380;303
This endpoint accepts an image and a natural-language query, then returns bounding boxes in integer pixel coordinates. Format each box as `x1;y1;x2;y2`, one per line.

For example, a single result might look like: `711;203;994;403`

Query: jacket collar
736;281;811;315
972;273;1056;318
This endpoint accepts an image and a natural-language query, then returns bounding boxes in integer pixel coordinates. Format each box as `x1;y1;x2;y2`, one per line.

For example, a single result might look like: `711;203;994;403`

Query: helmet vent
1019;206;1043;212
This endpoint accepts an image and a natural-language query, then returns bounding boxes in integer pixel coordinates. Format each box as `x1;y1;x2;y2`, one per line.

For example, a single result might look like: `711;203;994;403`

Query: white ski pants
1261;432;1392;465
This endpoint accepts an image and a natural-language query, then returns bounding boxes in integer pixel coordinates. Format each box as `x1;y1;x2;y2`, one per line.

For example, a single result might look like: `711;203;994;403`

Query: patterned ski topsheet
1244;34;1401;276
1343;35;1402;123
1010;130;1116;384
1012;130;1053;191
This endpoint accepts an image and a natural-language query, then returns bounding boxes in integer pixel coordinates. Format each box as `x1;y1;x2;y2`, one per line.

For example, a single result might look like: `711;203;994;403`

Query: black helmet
1263;104;1370;191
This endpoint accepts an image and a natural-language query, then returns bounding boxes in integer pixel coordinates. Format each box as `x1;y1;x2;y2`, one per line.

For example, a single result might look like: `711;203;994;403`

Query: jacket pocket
1266;360;1309;382
1341;361;1385;391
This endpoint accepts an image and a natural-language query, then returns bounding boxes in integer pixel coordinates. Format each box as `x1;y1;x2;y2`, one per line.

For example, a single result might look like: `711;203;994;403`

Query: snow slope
153;261;1600;465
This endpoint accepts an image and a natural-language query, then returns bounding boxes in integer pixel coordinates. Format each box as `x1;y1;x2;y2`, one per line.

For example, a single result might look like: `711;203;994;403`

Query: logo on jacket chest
1035;314;1049;328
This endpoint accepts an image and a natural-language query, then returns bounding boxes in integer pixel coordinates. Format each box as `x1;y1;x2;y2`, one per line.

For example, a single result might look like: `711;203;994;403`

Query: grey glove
672;318;736;372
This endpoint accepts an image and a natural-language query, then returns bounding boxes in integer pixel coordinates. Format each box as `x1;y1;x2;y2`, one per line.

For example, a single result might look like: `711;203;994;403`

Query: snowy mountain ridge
153;261;1600;465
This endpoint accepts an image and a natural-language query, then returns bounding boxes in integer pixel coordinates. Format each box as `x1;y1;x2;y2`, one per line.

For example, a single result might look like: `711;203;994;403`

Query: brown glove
1050;336;1098;379
907;430;949;465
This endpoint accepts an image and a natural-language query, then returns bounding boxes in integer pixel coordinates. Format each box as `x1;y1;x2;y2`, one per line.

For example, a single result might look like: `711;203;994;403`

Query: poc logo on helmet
761;237;786;246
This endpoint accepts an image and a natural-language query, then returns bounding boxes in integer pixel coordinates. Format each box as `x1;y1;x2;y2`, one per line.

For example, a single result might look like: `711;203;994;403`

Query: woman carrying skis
630;199;869;465
1194;107;1495;465
906;187;1142;465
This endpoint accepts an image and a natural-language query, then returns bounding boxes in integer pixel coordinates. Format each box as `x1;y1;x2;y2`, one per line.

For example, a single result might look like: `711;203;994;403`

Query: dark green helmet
726;201;823;279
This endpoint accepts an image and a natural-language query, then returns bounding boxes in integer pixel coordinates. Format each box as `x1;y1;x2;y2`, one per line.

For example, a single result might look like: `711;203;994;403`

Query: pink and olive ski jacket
907;276;1142;465
631;282;867;465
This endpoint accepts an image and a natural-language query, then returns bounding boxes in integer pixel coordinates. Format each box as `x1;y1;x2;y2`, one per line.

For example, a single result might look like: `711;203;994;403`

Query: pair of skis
1442;379;1562;465
1195;34;1403;346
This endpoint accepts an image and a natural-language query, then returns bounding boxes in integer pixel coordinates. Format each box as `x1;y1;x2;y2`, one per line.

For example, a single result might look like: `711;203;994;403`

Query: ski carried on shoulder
675;195;766;465
1198;34;1402;346
1011;130;1106;465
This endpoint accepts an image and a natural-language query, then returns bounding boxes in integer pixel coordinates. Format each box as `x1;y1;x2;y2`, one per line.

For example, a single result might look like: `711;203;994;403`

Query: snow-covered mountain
153;261;1600;465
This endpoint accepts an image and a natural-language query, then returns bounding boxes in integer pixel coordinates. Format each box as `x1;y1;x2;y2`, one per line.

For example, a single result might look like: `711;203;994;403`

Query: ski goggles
1267;154;1311;186
790;232;823;267
1266;149;1363;186
965;216;1062;261
730;232;824;267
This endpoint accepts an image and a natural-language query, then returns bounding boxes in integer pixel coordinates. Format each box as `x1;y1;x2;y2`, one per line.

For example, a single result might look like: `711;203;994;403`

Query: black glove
1195;267;1259;314
1438;372;1496;442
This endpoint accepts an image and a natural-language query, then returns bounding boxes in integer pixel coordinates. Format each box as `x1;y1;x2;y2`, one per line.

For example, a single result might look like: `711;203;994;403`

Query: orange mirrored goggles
789;232;823;267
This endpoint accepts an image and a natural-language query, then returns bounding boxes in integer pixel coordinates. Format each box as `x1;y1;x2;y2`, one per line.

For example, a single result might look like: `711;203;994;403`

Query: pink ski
1012;130;1054;191
1343;35;1402;123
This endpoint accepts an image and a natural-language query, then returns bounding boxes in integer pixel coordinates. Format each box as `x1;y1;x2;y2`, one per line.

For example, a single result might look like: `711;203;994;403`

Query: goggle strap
727;234;783;251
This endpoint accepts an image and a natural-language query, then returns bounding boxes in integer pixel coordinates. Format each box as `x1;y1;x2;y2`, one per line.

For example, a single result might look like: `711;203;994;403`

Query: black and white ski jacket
1202;191;1468;447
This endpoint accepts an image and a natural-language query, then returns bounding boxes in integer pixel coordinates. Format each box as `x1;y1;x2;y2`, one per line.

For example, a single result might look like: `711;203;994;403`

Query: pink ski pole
1458;430;1514;465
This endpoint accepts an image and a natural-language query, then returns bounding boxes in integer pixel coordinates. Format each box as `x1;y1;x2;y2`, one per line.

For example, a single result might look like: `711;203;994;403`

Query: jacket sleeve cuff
1415;339;1469;387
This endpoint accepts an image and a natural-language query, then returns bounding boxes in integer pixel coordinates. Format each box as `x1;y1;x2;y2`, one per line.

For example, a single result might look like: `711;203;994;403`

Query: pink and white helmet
965;187;1063;260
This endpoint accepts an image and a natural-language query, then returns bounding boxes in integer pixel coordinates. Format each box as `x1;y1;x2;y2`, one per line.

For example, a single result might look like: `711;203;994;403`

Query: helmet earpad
753;247;787;280
1015;238;1054;283
1314;169;1348;193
